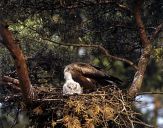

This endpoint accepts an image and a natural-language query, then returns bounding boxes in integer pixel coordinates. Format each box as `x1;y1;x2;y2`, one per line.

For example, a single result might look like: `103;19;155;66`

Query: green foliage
153;48;163;62
0;0;162;89
0;1;163;128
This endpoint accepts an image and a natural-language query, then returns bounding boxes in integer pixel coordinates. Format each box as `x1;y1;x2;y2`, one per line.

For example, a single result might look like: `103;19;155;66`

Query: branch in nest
1;82;21;92
1;76;21;91
133;120;154;128
2;76;20;86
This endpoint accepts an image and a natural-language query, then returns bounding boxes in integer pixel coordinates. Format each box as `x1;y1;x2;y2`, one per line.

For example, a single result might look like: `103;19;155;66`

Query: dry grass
58;85;137;128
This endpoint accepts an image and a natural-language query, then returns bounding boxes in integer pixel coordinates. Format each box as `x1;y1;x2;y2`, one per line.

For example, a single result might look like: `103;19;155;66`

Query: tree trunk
0;22;34;103
128;0;152;97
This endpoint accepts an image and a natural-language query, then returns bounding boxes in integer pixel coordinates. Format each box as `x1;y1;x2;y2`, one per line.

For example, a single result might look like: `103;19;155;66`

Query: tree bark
0;23;34;102
128;0;152;97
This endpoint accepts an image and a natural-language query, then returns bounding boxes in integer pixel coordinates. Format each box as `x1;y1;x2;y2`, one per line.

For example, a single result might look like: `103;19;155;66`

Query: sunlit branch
128;0;152;97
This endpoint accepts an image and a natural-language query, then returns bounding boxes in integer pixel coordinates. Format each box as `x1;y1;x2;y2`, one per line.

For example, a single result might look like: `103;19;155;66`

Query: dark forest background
0;0;163;127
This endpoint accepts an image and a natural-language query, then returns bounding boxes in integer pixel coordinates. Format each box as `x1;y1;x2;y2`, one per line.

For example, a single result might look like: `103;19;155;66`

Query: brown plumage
64;62;122;93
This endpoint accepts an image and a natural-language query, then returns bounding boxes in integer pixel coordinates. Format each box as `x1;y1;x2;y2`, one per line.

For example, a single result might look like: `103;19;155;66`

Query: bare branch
151;23;163;40
137;92;163;95
42;38;138;70
2;76;20;86
133;120;154;128
134;0;151;47
0;81;21;91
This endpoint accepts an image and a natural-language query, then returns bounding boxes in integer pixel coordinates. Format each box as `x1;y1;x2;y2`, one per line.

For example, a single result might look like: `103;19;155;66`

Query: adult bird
63;62;122;95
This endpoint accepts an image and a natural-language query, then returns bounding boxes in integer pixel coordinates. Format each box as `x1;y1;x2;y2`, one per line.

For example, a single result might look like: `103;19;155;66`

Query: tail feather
104;75;122;85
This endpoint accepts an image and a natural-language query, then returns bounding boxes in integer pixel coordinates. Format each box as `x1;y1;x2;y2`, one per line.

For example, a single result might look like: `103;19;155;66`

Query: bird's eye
68;85;71;89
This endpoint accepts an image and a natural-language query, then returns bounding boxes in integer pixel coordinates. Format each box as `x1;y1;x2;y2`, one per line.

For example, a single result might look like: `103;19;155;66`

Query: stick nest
1;85;139;128
61;86;136;128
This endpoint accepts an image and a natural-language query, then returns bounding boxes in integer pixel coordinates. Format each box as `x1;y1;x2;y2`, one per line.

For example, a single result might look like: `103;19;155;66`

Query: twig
133;120;154;128
35;98;64;101
80;93;108;96
151;23;163;40
137;92;163;95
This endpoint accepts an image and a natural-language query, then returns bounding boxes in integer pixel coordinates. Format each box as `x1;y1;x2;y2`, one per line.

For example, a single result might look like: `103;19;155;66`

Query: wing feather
69;62;122;84
70;62;106;78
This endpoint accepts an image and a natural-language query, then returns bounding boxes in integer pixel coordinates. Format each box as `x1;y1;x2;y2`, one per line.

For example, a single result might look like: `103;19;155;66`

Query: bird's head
63;80;83;95
64;71;72;81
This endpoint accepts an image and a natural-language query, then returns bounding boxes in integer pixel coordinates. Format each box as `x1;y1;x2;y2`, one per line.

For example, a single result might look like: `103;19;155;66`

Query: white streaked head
64;71;73;80
63;80;83;95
